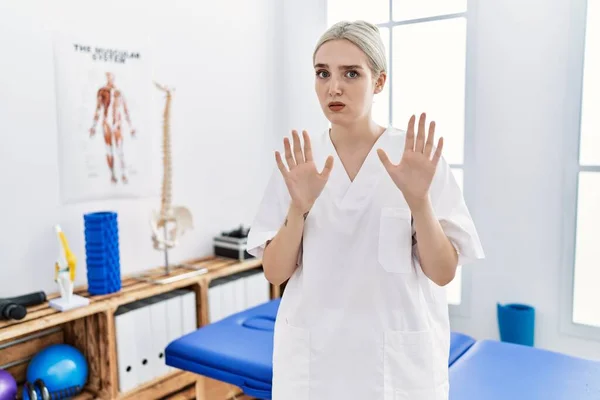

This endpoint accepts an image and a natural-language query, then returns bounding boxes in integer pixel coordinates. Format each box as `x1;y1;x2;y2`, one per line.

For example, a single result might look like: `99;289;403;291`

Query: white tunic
247;126;484;400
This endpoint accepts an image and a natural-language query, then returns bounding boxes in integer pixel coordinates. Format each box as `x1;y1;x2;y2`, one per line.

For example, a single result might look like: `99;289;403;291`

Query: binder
244;270;258;308
258;272;271;304
208;280;223;323
234;276;246;314
164;291;183;373
221;276;236;319
129;300;154;385
114;305;138;393
245;270;270;308
115;288;200;387
206;269;270;323
179;289;198;335
141;295;170;380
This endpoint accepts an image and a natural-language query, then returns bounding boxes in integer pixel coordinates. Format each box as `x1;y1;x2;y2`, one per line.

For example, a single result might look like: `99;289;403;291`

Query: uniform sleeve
246;167;291;259
426;155;485;266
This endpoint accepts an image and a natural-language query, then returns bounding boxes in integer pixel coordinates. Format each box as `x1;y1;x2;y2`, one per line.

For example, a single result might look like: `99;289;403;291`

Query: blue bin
83;211;122;295
497;303;535;347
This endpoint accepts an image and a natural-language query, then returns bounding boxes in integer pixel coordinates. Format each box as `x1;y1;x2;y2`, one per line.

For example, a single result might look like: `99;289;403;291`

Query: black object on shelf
213;225;254;261
0;291;47;321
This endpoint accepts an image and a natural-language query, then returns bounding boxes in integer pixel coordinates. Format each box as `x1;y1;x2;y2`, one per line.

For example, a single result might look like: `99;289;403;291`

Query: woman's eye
346;70;359;78
316;70;329;78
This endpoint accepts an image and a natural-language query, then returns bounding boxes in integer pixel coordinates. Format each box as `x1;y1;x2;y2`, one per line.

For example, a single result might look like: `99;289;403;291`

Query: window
327;1;470;306
569;0;600;331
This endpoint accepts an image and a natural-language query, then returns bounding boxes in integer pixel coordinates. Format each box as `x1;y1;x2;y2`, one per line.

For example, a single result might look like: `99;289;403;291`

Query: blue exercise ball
26;344;88;394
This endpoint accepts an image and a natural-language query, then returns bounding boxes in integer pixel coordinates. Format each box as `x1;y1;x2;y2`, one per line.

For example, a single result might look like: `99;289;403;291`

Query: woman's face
314;39;385;126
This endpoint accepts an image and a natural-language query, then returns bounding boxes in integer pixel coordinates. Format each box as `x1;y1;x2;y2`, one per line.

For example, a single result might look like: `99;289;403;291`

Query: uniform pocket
383;329;437;400
272;318;310;400
378;207;413;273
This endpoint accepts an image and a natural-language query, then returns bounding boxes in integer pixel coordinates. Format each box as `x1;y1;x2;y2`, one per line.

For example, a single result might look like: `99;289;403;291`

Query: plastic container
83;211;122;295
497;303;535;347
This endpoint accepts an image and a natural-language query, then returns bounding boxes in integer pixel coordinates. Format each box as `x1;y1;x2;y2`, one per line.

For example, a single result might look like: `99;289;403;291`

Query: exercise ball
0;369;17;400
26;344;88;393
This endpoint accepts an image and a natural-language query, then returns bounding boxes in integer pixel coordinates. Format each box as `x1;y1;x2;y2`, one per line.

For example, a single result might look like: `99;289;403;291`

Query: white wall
279;0;329;136
0;0;282;296
450;0;600;360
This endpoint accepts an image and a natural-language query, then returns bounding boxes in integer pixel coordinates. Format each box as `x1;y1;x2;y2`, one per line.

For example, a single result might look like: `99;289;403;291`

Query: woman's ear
374;72;387;94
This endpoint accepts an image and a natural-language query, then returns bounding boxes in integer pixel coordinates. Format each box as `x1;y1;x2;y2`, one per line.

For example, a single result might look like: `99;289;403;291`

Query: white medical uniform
247;126;484;400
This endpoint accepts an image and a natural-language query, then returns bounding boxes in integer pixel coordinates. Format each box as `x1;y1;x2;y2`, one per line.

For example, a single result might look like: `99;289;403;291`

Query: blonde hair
313;20;387;77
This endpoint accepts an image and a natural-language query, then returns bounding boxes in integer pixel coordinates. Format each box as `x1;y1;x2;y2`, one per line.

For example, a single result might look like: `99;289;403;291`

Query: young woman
247;20;484;400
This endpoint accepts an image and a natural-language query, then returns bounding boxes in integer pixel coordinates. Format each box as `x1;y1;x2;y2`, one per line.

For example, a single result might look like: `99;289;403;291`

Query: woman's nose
328;79;342;97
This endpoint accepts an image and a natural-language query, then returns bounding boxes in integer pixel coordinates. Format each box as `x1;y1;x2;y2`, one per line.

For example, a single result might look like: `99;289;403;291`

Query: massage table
165;298;600;399
449;339;600;399
165;299;476;398
166;299;278;399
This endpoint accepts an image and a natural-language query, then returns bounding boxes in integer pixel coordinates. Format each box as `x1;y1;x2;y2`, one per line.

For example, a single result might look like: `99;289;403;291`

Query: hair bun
355;20;380;33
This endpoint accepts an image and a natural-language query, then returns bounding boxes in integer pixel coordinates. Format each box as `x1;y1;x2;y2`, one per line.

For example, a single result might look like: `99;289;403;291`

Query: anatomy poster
53;34;157;203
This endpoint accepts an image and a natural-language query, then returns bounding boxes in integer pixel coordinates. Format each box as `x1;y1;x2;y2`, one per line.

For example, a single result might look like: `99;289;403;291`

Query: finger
424;121;436;158
275;151;288;177
416;112;426;153
284;137;296;169
303;130;313;162
377;148;394;170
319;155;334;179
431;137;444;167
405;115;416;152
292;130;304;164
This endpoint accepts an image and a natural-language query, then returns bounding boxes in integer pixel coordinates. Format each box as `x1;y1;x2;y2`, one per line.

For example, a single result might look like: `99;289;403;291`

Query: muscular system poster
53;34;155;203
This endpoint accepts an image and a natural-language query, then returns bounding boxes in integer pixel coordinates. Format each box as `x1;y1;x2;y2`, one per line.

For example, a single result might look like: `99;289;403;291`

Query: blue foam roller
83;211;121;295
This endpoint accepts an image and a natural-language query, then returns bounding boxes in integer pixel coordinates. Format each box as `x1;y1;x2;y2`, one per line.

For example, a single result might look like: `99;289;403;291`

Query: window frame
378;0;479;317
559;0;600;341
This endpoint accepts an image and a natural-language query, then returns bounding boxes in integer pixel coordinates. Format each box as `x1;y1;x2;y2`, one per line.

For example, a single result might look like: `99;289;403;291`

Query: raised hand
275;130;334;215
377;113;443;209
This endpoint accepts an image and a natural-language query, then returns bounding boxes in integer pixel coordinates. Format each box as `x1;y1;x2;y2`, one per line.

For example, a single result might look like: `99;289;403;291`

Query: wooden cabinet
0;256;278;399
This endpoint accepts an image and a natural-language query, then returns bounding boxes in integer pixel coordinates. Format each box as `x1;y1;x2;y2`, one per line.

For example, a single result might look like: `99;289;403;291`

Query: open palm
377;113;443;209
275;130;334;215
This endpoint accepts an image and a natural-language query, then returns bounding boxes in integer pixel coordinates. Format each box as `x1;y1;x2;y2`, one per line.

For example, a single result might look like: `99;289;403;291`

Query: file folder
128;300;154;385
208;280;223;323
114;305;138;393
179;289;198;334
234;277;246;314
164;290;184;373
245;270;270;308
222;276;237;319
140;295;170;380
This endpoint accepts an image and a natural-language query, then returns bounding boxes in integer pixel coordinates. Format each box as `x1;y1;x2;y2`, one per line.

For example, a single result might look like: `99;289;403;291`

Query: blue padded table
166;299;280;399
449;339;600;399
449;332;476;366
166;297;477;399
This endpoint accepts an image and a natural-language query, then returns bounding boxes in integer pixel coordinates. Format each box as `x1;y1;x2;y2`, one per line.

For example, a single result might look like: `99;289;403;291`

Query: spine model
155;82;173;225
150;82;193;255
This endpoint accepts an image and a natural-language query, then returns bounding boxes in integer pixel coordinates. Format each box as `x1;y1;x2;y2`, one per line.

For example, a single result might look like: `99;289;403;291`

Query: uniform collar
324;126;392;210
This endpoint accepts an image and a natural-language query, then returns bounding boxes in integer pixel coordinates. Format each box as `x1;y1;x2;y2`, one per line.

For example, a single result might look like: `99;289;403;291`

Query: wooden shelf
0;255;274;400
118;370;198;399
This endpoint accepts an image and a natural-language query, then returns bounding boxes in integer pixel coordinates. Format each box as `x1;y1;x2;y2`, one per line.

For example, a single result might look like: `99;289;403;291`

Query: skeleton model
150;82;194;273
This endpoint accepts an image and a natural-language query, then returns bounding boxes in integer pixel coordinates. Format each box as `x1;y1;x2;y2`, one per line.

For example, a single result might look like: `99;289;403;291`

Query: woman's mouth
328;102;345;111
